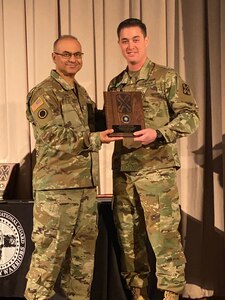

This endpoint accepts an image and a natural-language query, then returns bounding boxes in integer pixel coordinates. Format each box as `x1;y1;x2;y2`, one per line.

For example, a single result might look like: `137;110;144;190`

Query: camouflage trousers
25;188;98;300
113;168;186;294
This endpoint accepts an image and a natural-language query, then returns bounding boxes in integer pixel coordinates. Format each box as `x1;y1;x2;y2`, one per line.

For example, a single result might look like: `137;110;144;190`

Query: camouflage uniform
25;70;102;300
108;59;199;294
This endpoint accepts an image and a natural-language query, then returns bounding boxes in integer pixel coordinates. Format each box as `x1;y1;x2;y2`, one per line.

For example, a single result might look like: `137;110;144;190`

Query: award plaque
0;163;19;201
104;91;145;136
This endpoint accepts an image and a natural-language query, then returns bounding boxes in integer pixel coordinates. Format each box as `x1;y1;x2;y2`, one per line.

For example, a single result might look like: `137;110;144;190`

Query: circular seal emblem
0;210;26;277
38;109;48;119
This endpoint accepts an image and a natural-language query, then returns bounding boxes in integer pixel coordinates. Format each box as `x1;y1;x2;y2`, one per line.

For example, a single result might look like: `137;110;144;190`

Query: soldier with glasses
25;35;122;300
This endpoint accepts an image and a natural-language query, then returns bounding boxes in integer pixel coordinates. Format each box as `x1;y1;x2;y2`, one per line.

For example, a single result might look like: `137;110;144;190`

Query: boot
163;291;179;300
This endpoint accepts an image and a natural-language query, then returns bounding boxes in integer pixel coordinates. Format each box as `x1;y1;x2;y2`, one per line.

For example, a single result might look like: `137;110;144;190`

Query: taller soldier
107;18;199;300
25;35;122;300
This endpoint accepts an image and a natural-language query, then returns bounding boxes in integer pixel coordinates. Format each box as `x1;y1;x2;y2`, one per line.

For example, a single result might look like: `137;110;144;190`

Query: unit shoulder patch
38;109;48;119
182;83;191;96
30;96;53;127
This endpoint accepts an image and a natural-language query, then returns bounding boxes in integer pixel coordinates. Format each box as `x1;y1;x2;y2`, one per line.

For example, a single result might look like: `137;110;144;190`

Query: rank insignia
182;83;191;95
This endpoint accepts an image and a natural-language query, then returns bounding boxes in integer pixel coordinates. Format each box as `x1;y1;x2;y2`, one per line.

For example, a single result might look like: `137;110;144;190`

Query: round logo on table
0;210;26;277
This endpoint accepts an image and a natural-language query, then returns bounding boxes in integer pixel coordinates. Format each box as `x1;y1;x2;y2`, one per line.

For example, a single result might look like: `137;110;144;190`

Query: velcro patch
31;97;44;112
38;109;48;119
31;96;53;127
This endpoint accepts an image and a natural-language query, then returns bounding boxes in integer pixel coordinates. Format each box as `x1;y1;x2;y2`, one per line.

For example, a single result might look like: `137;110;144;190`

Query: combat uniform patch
30;96;53;127
38;109;48;119
31;97;44;112
182;83;191;95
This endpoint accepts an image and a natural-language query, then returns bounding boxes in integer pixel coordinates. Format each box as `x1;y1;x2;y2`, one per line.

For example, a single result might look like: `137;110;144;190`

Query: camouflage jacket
26;70;102;190
108;58;200;172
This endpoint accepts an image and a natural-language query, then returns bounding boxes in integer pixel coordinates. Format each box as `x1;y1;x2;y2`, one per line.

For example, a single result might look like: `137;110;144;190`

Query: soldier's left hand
133;128;157;145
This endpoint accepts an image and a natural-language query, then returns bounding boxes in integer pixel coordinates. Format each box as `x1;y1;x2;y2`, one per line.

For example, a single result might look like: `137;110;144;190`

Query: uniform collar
118;58;155;86
50;70;75;91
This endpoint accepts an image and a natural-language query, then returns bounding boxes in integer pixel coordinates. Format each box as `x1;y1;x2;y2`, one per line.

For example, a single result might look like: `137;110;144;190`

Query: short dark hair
53;35;78;51
117;18;147;38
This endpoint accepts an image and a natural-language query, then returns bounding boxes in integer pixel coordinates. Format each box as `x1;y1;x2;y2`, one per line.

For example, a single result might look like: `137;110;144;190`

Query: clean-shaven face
118;26;148;70
52;38;83;78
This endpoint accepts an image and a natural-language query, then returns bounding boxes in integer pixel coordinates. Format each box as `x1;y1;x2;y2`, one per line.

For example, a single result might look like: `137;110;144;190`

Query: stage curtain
0;0;224;298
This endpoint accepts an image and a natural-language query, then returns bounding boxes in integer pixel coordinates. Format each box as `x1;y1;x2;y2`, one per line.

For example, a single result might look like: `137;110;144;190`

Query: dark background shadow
182;134;225;297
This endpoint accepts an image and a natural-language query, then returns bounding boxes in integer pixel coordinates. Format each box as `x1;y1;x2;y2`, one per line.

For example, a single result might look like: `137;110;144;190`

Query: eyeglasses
54;51;84;59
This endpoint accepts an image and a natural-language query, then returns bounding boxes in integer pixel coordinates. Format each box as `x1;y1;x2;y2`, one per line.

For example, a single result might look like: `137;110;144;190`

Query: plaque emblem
116;94;132;113
0;165;10;182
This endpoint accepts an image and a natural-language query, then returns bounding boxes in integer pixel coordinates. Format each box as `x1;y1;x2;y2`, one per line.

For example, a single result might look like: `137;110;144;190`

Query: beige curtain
0;0;224;298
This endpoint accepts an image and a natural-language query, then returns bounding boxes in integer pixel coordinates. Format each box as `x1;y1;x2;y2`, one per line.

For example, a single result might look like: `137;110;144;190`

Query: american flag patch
31;97;44;112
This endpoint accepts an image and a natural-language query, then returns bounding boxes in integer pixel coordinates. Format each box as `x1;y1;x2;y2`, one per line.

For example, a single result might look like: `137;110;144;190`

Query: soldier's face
118;26;148;70
52;38;83;78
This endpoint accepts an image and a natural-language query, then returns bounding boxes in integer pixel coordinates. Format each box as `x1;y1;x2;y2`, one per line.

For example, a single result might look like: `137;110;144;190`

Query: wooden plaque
104;91;145;136
0;163;19;201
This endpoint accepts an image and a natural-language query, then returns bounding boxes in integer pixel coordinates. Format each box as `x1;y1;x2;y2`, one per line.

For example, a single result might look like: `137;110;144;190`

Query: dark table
0;201;34;298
